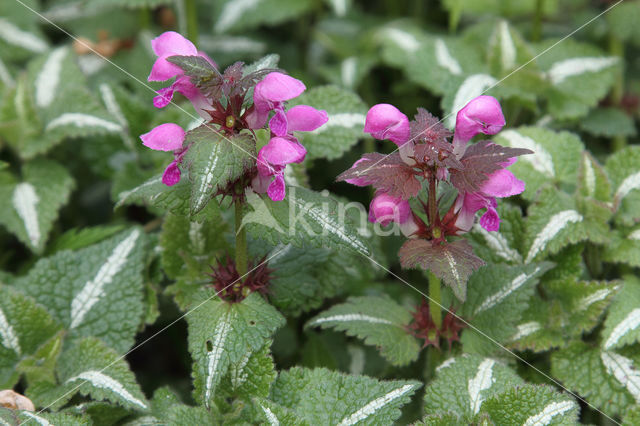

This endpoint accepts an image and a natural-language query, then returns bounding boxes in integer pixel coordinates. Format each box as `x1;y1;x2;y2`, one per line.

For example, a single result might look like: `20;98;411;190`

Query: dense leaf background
1;0;639;424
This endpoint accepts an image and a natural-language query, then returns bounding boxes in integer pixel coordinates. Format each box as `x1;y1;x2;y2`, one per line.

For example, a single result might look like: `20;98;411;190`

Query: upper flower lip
140;123;185;152
364;103;411;146
254;72;306;107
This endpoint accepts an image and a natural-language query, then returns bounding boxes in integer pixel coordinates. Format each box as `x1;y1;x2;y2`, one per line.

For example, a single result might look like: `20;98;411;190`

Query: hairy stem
235;201;248;277
429;272;443;329
185;0;198;45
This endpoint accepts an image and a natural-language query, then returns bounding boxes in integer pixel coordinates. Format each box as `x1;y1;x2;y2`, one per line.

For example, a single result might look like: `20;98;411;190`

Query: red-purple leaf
410;108;452;144
450;140;532;193
399;239;485;301
337;152;421;200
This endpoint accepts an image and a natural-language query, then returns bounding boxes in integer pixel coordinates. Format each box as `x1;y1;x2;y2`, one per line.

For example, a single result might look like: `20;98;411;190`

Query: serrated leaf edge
603;308;640;350
336;383;417;426
522;400;577;426
526;210;582;263
66;370;148;409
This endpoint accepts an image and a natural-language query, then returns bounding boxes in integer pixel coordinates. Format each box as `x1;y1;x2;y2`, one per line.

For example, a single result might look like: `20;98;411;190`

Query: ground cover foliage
0;0;640;424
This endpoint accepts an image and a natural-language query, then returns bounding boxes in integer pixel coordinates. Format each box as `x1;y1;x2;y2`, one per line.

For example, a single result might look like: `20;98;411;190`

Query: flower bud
364;104;410;146
368;193;412;227
453;96;505;155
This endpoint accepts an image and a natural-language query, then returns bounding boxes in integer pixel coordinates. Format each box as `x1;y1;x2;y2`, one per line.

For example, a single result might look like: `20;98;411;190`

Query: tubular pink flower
147;32;214;118
140;123;185;151
364;103;410;146
249;72;307;130
140;123;187;187
453;158;524;233
286;105;329;132
368;193;412;226
162;161;182;186
480;167;525;198
148;31;198;82
452;96;505;156
256;137;307;201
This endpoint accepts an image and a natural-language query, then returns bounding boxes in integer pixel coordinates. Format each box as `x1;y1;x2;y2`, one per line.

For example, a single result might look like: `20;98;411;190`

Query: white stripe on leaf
601;351;640;403
0;57;14;87
446;74;497;129
195;148;219;212
526;210;583;263
468;359;495;414
66;370;147;409
0;307;20;355
434;38;462;75
499;130;555;177
382;28;420;52
309;314;393;326
548;57;618;85
583;154;596;197
291;192;369;255
35;47;67;108
70;229;140;329
21;412;51;426
615;171;640;202
0;18;47;53
577;288;613;311
45;113;122;132
436;357;456;373
498;21;516;70
261;405;280;426
341;57;357;88
337;384;416;426
603;308;640;350
475;267;541;315
12;182;41;247
205;310;234;406
510;321;541;341
309;113;366;134
473;224;522;263
215;0;260;33
629;229;640;241
523;400;576;426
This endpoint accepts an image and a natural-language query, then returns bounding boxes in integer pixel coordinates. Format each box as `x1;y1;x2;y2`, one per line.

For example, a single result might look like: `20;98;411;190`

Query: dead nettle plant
3;3;640;421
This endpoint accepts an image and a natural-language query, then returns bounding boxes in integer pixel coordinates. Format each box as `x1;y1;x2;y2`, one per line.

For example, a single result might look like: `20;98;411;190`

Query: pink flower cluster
140;32;328;199
140;31;214;186
358;95;523;234
249;73;328;201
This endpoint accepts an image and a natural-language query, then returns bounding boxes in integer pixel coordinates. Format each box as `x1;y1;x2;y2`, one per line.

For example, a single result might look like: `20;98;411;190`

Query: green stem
139;8;151;29
609;33;626;151
448;0;461;34
429;272;442;329
235;201;248;277
185;0;198;45
428;174;438;229
531;0;544;42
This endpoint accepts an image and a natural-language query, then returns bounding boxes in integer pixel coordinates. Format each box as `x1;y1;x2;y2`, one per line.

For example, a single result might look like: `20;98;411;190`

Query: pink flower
248;73;328;201
368;193;419;237
452;96;505;157
453;159;525;232
247;72;307;131
254;137;307;201
140;123;187;186
364;104;410;146
148;31;213;118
